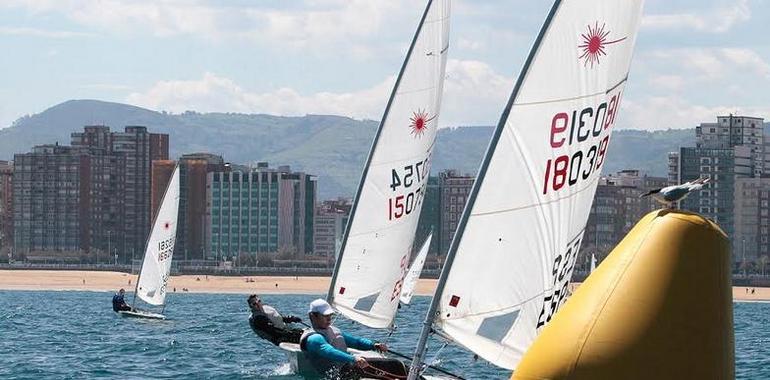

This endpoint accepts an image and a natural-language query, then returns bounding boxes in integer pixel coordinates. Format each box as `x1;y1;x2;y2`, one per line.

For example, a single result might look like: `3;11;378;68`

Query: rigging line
509;74;630;107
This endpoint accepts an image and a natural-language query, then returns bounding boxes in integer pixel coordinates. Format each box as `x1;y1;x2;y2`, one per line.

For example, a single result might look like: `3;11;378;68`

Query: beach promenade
0;270;768;302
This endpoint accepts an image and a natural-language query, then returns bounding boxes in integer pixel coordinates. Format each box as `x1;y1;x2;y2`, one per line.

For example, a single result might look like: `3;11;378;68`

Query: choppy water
0;291;767;379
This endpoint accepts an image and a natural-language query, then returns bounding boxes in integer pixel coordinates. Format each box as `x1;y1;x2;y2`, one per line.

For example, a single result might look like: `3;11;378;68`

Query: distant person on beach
248;294;303;346
300;299;406;379
112;289;131;312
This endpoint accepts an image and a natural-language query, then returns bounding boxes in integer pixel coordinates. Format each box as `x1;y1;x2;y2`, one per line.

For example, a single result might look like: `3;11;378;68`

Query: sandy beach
0;270;438;296
0;270;767;302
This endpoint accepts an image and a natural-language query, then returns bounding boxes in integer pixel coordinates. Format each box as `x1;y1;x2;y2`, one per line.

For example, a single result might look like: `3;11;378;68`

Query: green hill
0;100;695;198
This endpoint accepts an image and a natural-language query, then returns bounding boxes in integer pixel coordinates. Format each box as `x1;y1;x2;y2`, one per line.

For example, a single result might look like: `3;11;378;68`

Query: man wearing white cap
301;298;403;378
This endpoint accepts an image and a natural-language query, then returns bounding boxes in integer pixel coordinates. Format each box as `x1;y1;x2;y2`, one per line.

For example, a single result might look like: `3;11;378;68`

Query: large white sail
136;165;180;306
400;233;433;305
419;0;645;371
328;0;450;329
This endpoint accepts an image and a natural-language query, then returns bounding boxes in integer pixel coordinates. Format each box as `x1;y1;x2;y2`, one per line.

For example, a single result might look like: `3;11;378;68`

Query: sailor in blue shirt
300;299;412;379
112;288;132;312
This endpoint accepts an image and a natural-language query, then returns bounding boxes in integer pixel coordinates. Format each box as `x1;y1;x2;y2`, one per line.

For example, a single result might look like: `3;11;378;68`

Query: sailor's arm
342;332;376;351
305;334;356;363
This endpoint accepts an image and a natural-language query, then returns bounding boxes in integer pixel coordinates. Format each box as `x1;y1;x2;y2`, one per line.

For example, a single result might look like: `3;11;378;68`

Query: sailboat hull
118;309;166;320
277;343;447;379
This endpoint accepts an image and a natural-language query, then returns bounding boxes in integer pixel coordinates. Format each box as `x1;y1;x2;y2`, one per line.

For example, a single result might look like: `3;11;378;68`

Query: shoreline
0;270;768;302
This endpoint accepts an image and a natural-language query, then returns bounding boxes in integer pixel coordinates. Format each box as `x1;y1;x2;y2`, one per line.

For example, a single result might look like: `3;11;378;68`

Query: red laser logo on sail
578;22;626;68
164;222;171;230
409;110;435;138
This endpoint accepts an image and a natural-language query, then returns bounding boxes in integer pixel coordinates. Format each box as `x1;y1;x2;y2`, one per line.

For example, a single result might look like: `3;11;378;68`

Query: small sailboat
400;233;433;305
407;0;645;378
120;164;180;320
279;0;450;377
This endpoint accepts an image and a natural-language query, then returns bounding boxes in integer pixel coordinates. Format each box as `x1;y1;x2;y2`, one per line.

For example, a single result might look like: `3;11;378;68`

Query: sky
0;0;768;131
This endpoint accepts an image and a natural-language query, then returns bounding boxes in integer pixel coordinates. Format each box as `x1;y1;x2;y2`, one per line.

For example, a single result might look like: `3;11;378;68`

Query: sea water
0;291;767;379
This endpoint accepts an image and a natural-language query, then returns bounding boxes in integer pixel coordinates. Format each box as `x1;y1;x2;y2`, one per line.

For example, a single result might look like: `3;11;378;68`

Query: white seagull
640;177;710;208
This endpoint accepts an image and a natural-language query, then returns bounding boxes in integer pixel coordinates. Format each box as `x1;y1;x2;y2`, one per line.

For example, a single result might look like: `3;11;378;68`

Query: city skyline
1;0;768;132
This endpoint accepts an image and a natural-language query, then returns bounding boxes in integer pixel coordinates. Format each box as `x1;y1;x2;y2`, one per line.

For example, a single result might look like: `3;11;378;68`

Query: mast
406;1;564;377
132;164;179;310
326;0;437;303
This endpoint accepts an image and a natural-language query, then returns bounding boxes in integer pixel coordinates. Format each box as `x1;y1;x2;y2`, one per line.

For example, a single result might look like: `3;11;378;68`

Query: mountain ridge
1;100;695;198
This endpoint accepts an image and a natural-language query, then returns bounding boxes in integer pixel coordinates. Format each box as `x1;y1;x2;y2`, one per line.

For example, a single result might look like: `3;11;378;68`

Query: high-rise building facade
584;170;668;262
696;115;765;176
313;198;351;259
13;126;168;261
207;164;316;259
438;170;474;256
71;126;169;258
733;177;770;264
0;161;13;255
13;144;103;258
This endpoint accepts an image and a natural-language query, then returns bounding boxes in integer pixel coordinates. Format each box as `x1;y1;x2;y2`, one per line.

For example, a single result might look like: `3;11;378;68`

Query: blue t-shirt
305;332;375;364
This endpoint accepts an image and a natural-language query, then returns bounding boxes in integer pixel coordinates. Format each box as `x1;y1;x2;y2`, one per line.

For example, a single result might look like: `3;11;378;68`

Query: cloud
0;26;94;38
1;0;414;55
646;47;770;82
125;72;393;119
441;59;513;126
125;59;515;128
642;0;750;33
620;95;770;130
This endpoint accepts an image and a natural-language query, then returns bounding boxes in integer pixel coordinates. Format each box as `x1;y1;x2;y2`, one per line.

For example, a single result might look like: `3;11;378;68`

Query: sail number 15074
388;157;430;221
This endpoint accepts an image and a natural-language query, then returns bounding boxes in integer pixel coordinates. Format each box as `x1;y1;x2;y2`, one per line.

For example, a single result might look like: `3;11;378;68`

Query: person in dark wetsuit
248;294;303;345
112;289;132;312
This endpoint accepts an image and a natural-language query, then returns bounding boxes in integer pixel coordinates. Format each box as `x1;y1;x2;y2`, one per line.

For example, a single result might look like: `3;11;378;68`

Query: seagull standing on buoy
640;177;710;208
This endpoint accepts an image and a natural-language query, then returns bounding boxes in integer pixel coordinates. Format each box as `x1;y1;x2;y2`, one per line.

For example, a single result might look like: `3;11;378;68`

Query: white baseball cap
309;298;335;315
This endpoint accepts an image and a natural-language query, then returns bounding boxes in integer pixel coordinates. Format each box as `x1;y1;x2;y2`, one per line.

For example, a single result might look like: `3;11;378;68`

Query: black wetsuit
249;313;303;345
112;294;131;312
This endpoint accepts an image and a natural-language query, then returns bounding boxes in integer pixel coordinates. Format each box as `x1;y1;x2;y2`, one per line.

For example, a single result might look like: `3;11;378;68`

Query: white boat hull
118;309;166;320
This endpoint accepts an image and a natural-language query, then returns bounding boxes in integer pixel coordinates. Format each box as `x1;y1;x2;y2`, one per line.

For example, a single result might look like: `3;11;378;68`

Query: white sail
430;0;645;370
400;233;433;305
328;0;450;329
136;165;180;306
590;253;597;273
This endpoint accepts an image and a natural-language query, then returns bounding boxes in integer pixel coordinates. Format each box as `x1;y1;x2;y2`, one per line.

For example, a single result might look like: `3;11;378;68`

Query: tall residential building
671;116;765;253
734;177;770;263
0;161;13;255
207;163;316;259
13;144;104;258
584;170;668;261
674;145;752;241
438;170;474;256
696;115;765;176
13;126;168;261
313;198;352;259
71;125;169;258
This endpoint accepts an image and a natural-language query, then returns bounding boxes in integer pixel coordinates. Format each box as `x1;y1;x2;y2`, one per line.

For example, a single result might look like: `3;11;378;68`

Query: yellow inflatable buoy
512;210;734;379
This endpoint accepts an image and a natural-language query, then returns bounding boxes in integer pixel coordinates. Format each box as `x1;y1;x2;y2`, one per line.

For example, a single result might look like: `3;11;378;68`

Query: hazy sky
1;0;768;130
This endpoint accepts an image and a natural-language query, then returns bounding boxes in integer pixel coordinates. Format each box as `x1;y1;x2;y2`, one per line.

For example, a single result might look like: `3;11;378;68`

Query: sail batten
136;165;180;307
408;0;645;375
327;0;450;329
